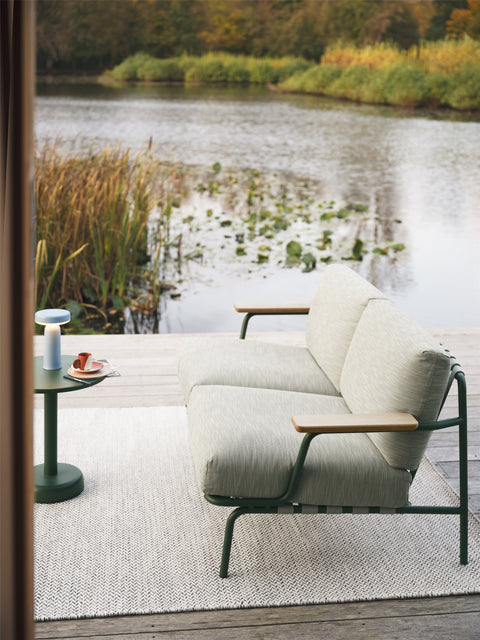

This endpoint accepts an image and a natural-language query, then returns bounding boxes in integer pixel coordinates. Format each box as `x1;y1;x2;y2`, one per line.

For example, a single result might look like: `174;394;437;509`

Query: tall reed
35;142;181;318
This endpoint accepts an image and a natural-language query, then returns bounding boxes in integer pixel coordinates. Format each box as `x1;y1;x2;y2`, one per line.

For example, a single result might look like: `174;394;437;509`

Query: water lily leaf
302;252;316;272
373;247;389;256
286;240;302;258
273;218;288;230
320;211;335;221
391;243;406;252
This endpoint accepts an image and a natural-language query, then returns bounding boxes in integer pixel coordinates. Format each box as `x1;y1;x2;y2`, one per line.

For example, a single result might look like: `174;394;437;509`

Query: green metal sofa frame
205;306;468;578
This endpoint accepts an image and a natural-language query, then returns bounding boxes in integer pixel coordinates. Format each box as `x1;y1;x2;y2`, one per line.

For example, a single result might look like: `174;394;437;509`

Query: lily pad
286;240;302;258
302;252;316;272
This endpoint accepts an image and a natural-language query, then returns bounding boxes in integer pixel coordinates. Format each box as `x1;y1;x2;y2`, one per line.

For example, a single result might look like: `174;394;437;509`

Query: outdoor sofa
177;264;468;577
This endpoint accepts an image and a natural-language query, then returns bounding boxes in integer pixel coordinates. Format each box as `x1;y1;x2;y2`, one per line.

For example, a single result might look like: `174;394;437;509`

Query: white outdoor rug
34;406;480;621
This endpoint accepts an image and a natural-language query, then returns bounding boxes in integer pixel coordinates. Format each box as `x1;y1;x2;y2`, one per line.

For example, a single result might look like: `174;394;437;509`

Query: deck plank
34;328;480;640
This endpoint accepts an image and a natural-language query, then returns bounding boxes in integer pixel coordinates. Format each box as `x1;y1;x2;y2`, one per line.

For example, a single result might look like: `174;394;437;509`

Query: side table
34;354;106;503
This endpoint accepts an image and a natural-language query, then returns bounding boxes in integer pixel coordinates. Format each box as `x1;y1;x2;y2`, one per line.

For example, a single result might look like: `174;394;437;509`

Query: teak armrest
292;413;418;434
234;302;310;314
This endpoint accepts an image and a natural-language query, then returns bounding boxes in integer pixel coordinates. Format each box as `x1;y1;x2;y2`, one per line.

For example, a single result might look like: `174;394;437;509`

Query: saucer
72;361;103;374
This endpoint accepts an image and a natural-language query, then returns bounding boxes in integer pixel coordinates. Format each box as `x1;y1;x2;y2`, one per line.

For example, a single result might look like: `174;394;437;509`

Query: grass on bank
106;39;480;110
283;38;480;109
106;51;311;85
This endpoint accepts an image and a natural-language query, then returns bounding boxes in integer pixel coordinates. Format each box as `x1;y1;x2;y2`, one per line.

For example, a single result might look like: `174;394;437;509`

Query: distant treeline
37;0;480;75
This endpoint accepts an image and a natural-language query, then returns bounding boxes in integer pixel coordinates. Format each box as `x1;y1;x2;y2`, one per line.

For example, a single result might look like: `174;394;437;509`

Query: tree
382;4;420;49
425;0;469;40
447;0;480;39
197;0;250;53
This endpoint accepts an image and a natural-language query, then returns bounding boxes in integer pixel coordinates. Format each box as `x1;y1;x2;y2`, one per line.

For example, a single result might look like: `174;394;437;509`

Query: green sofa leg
220;507;250;578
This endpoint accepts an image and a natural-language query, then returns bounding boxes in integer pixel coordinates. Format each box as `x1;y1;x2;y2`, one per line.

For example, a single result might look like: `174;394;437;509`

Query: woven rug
34;406;480;621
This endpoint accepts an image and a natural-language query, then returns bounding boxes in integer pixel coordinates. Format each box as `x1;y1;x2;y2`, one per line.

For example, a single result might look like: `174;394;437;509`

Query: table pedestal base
34;463;84;503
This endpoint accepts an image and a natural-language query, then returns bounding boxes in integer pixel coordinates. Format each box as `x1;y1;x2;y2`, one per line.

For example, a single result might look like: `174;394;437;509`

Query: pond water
35;83;480;332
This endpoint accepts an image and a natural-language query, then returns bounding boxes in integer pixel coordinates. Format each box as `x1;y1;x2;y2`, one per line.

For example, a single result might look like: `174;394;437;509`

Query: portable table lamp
35;308;71;370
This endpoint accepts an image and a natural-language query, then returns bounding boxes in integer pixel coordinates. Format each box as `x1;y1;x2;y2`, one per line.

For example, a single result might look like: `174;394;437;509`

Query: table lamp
35;308;71;370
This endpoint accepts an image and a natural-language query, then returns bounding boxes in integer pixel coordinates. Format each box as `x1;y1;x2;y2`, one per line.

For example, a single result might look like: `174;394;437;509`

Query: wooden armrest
292;413;418;434
234;302;310;314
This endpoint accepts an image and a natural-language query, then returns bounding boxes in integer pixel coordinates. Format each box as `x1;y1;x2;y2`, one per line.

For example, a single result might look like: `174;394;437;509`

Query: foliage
34;142;184;329
38;0;461;76
107;52;310;86
281;39;480;109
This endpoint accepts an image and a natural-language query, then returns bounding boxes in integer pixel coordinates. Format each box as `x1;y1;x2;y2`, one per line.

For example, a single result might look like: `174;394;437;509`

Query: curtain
0;2;35;638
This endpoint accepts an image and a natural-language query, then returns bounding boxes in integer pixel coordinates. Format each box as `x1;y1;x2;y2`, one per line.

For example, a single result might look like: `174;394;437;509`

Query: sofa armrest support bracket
234;303;310;339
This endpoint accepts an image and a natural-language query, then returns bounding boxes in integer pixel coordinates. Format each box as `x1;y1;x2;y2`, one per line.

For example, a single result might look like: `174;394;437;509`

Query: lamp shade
35;309;71;325
35;308;71;370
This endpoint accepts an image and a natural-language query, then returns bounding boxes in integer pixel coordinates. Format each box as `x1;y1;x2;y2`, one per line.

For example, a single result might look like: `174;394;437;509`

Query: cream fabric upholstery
177;337;339;402
341;299;451;471
306;265;386;389
188;385;412;508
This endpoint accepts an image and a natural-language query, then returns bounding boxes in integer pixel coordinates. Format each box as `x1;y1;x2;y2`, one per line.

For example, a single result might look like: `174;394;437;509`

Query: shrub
137;58;184;82
273;57;312;82
249;60;275;84
225;60;250;83
381;63;429;107
446;62;480;109
425;72;451;107
326;66;373;101
185;58;228;83
109;52;152;81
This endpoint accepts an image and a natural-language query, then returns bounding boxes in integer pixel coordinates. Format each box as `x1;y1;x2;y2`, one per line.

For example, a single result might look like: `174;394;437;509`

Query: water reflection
35;84;480;329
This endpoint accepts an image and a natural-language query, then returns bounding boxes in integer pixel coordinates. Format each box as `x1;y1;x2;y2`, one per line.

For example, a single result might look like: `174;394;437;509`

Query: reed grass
35;142;184;329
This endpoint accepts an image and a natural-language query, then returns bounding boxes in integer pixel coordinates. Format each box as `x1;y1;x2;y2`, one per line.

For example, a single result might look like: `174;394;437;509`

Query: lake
35;83;480;332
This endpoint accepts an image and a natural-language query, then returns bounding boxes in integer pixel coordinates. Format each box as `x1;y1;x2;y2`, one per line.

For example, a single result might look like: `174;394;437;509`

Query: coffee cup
77;352;93;371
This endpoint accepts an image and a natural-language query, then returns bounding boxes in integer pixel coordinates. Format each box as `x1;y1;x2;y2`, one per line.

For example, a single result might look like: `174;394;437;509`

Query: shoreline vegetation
35;142;405;334
101;39;480;111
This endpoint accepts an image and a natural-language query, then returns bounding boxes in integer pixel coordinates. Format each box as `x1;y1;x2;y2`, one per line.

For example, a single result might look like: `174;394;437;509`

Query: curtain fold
0;2;35;639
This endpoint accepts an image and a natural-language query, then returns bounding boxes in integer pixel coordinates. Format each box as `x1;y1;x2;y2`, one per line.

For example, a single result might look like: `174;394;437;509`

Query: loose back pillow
340;299;451;470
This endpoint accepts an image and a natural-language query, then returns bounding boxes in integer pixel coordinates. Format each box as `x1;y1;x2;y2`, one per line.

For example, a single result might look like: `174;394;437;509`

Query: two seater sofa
177;265;468;577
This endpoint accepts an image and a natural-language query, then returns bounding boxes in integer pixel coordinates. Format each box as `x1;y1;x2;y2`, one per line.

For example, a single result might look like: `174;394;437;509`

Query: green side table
34;354;105;503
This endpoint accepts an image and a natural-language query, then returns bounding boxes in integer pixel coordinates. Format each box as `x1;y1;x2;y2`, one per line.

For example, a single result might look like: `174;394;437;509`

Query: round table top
34;355;105;393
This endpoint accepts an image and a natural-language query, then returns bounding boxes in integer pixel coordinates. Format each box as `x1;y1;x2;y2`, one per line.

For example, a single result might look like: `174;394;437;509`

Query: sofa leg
460;507;469;565
220;507;249;578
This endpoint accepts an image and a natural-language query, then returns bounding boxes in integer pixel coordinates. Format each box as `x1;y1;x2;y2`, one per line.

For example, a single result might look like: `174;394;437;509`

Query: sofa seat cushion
177;337;339;403
187;385;412;508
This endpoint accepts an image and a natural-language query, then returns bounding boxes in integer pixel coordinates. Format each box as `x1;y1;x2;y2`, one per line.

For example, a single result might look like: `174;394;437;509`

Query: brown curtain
0;1;35;638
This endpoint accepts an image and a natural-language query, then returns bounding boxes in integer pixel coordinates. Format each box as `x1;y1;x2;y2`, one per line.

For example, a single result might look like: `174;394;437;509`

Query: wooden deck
34;328;480;639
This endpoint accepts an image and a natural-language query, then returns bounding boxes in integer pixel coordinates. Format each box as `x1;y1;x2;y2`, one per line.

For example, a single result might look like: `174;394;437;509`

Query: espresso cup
78;352;93;371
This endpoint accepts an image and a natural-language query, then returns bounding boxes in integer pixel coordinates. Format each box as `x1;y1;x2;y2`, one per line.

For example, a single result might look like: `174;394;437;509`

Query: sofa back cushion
306;265;386;389
340;299;451;470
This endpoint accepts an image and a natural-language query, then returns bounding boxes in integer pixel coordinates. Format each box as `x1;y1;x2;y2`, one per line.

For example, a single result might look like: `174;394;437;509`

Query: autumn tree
425;0;469;40
447;0;480;39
